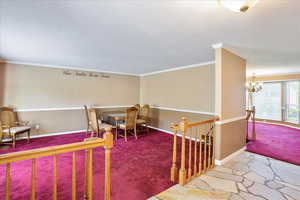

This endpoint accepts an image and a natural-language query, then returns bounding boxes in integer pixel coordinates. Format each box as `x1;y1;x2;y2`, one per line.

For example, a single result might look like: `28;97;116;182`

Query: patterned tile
148;152;300;200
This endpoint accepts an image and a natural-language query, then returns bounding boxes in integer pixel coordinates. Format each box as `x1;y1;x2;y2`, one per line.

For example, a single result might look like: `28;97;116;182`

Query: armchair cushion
3;126;31;134
136;119;146;124
118;123;126;129
98;123;112;130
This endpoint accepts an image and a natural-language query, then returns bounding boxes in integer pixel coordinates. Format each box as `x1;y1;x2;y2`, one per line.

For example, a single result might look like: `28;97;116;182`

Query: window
253;80;300;123
285;81;299;123
253;82;282;120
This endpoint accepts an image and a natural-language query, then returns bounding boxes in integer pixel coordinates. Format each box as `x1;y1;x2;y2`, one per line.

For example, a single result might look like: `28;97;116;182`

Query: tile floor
148;151;300;200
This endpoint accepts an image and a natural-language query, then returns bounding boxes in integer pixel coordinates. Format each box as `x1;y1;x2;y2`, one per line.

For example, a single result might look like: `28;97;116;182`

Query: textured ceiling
0;0;299;76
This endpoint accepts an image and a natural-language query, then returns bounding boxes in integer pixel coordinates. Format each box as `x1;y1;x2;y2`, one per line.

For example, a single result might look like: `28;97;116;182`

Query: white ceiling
0;0;299;76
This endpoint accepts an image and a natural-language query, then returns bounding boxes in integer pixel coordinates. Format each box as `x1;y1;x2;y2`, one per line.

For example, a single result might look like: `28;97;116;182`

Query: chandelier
246;74;263;109
246;74;263;93
218;0;259;12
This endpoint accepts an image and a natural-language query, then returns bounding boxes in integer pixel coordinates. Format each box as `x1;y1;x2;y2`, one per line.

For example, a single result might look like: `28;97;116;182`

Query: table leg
115;119;118;140
27;130;30;143
13;134;16;148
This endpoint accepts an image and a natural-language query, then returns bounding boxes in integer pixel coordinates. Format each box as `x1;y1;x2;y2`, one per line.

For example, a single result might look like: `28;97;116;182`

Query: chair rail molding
16;105;132;112
150;106;216;116
215;116;246;125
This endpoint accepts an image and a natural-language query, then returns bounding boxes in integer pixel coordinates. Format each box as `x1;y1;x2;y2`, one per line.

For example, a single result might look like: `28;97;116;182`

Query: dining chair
134;104;140;115
137;104;150;133
117;107;138;141
84;105;91;135
88;108;112;138
0;107;31;148
0;121;3;145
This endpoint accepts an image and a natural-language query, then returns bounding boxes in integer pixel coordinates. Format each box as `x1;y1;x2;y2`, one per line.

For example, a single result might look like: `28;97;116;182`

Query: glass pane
285;81;299;123
253;82;281;120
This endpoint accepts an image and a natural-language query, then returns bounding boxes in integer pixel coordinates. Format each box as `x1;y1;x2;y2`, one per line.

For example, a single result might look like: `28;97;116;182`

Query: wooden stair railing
170;117;219;185
0;127;113;200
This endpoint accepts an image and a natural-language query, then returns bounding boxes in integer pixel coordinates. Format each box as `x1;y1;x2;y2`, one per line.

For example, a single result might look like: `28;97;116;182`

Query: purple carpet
247;122;300;165
0;130;177;200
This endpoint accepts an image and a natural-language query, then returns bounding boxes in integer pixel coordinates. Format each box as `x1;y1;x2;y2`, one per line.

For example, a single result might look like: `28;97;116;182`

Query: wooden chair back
84;105;90;132
134;104;140;110
89;109;99;134
140;104;150;120
0;107;18;127
125;107;138;129
0;121;3;142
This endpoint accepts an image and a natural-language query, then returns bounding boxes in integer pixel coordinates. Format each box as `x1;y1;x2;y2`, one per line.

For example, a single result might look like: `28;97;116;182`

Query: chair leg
125;129;127;142
134;127;137;140
27;130;31;143
146;124;150;133
13;134;16;148
115;127;118;140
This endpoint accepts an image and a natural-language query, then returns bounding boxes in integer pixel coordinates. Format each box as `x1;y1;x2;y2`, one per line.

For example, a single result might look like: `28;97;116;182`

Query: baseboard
147;125;203;142
2;129;85;142
214;146;246;166
253;120;300;130
147;125;173;135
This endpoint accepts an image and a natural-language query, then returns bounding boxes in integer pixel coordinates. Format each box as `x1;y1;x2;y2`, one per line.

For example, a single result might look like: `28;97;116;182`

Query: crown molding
2;60;140;77
2;60;216;77
212;43;224;49
249;71;300;79
140;61;215;77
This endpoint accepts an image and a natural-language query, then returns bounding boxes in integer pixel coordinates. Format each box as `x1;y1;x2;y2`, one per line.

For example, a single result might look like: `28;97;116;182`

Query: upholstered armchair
117;107;138;141
0;107;31;148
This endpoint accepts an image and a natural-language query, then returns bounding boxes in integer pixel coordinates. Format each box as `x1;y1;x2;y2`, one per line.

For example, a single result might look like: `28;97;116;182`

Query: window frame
253;80;300;124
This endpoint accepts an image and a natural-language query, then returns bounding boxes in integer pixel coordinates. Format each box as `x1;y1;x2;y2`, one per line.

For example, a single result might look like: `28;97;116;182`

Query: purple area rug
247;122;300;165
0;130;176;200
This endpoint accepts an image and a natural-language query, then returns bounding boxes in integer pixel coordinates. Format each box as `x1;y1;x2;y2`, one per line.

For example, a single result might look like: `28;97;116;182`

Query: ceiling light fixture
218;0;259;12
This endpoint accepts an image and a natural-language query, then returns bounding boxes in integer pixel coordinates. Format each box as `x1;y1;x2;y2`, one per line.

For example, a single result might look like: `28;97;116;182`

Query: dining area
84;104;150;141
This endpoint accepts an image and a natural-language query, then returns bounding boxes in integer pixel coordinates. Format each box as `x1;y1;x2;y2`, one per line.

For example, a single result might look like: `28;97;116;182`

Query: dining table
104;111;126;140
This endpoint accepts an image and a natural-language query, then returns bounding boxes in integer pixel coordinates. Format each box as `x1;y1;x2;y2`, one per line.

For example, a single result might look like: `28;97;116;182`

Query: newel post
170;123;179;182
179;117;188;185
104;127;113;200
252;108;256;141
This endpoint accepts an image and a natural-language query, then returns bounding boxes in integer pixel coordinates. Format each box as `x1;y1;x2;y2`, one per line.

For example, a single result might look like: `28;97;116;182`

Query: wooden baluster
84;149;88;200
170;123;178;182
203;124;207;172
53;155;57;200
193;126;198;176
179;117;188;186
72;152;76;200
198;126;202;175
31;159;36;200
187;127;192;181
208;123;212;169
5;163;10;200
104;127;113;200
211;122;216;168
85;149;93;200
